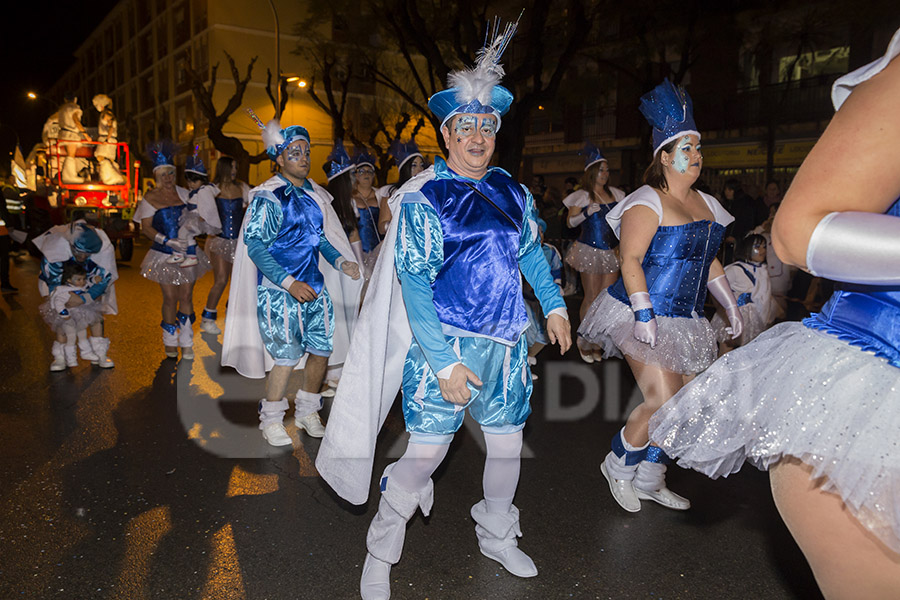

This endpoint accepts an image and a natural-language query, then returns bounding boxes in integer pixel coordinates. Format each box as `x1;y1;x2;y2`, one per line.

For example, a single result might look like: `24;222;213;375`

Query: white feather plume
449;15;520;106
261;118;285;152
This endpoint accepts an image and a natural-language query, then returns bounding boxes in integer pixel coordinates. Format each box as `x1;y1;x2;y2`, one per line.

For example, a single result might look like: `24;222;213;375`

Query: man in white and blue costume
222;117;361;447
315;20;571;600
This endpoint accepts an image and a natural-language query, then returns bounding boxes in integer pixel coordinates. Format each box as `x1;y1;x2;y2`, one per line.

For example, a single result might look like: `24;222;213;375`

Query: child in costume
40;262;106;370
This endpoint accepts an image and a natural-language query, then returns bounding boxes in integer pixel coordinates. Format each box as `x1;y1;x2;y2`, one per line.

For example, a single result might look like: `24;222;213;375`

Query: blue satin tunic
608;220;727;318
416;167;527;343
578;202;619;249
805;197;900;368
216;197;245;239
357;205;381;252
245;183;327;294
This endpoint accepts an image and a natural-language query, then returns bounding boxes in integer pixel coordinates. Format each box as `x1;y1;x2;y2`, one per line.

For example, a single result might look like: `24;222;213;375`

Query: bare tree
183;51;288;179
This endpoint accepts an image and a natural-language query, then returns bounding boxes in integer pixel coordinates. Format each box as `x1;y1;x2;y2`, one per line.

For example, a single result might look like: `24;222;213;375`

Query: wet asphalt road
0;239;824;600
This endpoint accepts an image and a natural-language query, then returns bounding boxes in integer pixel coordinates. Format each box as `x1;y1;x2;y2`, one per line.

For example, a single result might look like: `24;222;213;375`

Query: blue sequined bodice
804;197;900;368
357;204;381;252
216;197;245;239
151;205;187;254
608;220;726;318
421;167;528;343
261;186;325;293
578;202;619;249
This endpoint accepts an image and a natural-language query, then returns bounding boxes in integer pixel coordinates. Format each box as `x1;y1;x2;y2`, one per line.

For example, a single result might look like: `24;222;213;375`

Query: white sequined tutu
565;241;619;274
139;248;211;285
578;289;717;374
650;321;900;553
39;300;104;333
205;236;238;263
711;303;766;345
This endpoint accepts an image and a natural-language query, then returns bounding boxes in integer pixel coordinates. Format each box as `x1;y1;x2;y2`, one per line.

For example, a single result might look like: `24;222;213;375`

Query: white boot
258;399;292;446
361;464;435;600
90;336;115;368
77;333;99;363
64;344;79;368
177;312;195;359
601;428;647;513
97;159;125;185
294;389;325;437
180;253;199;268
161;321;179;358
470;500;538;578
50;341;67;372
61;157;85;184
634;452;690;510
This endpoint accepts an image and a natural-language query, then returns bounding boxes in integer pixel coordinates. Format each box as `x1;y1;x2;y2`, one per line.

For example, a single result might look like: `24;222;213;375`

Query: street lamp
26;92;58;110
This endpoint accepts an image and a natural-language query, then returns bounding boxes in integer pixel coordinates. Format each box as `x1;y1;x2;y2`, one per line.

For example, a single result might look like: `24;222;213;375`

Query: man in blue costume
33;219;118;369
314;20;571;600
222;118;360;447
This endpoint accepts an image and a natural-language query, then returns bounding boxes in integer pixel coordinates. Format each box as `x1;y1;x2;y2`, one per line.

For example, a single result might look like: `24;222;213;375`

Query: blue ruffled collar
277;174;314;196
433;156;510;183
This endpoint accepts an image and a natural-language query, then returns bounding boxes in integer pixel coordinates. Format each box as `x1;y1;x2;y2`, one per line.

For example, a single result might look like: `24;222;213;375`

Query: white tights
389;430;524;515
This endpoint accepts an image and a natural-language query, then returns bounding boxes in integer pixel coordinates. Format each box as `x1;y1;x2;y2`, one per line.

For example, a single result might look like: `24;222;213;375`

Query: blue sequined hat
70;223;102;254
353;148;377;171
185;145;207;176
389;138;424;170
246;109;310;161
639;78;700;155
582;142;607;171
427;16;520;131
147;139;178;173
326;139;355;182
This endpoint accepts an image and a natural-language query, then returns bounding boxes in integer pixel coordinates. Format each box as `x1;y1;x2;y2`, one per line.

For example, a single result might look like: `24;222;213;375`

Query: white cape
221;176;361;378
316;167;436;505
32;220;119;315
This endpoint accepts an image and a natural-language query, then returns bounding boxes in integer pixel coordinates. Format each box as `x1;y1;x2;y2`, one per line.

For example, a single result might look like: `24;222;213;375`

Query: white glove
707;275;743;340
586;203;602;216
629;291;657;348
806;211;900;284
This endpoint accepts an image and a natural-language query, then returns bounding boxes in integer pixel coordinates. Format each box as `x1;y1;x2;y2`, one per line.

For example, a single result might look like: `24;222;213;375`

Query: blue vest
804;197;900;368
258;185;326;294
578;202;619;249
420;169;527;343
357;205;381;253
608;220;726;318
216;196;245;239
150;205;187;254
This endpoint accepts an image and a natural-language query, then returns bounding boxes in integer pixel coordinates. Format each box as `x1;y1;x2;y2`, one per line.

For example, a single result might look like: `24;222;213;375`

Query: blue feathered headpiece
581;142;606;171
389;138;424;170
427;15;520;130
147;139;178;172
325;140;355;182
639;78;700;155
69;222;102;254
353;148;377;170
246;109;310;161
185;145;207;177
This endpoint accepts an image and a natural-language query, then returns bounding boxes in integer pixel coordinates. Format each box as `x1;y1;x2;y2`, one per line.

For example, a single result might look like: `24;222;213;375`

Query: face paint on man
454;115;478;137
285;146;310;163
479;117;498;138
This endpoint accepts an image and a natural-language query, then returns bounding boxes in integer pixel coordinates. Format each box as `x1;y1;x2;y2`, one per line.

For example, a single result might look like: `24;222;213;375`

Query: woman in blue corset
352;148;382;278
650;30;900;598
564;143;626;363
578;79;742;513
200;157;250;335
134;141;211;359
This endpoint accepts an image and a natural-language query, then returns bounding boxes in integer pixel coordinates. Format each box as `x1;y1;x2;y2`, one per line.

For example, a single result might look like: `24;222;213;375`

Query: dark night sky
2;0;120;171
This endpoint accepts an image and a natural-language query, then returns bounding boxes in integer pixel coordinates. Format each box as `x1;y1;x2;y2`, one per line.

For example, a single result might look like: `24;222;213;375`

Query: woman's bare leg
770;457;900;599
